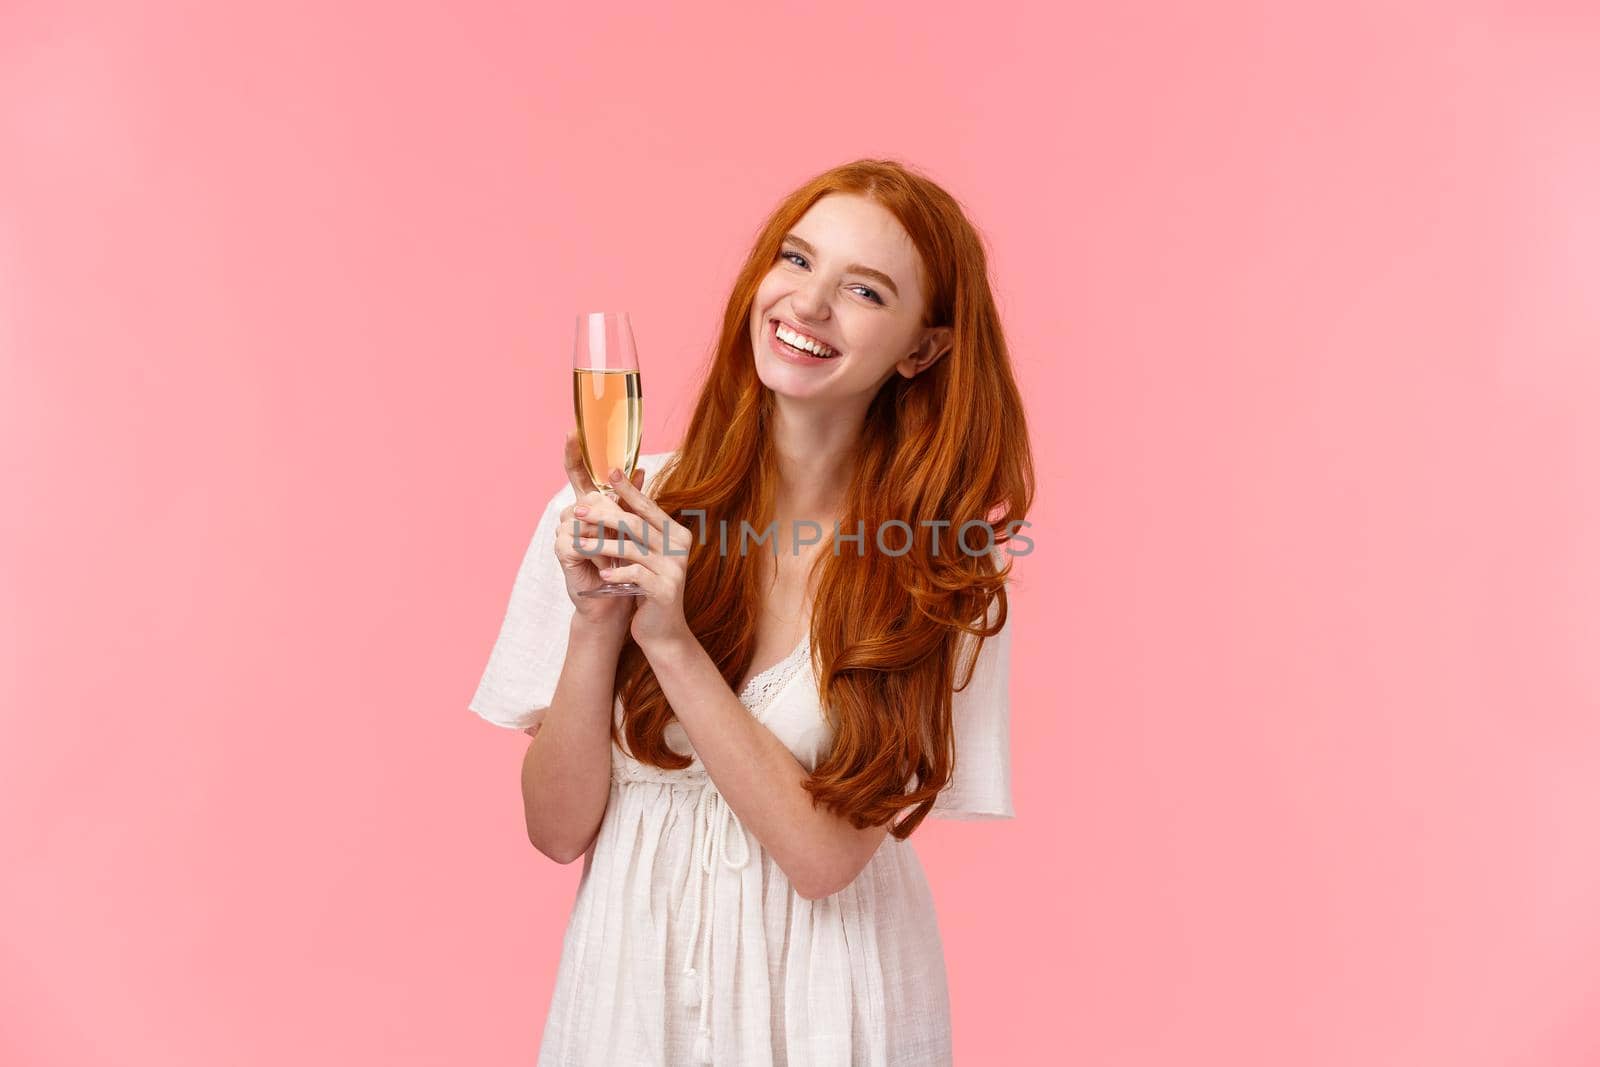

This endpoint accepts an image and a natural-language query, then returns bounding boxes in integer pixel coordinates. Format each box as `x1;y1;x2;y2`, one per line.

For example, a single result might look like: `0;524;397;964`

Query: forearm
521;616;628;863
641;631;885;898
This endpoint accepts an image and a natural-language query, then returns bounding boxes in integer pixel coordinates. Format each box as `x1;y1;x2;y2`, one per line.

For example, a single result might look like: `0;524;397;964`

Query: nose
790;271;833;323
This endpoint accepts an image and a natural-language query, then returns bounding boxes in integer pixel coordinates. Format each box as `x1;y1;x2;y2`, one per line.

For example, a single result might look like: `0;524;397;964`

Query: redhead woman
470;159;1035;1065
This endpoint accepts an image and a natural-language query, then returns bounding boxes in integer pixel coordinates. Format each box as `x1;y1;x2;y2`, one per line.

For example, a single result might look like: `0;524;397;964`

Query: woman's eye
780;250;882;305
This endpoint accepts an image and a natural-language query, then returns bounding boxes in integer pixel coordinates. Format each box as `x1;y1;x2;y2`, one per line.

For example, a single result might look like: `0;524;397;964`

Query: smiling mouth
770;319;840;359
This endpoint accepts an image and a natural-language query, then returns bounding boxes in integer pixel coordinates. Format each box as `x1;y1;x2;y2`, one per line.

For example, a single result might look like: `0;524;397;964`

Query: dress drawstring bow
678;781;751;1064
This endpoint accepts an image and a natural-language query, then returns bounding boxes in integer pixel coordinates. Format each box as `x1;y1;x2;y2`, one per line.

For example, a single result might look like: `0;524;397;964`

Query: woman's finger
572;493;660;549
604;464;675;536
574;531;669;573
596;561;657;593
558;516;610;540
562;430;600;498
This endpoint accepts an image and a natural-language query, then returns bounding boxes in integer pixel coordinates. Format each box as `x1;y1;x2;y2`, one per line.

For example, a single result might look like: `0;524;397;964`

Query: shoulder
639;447;679;470
953;546;1014;661
638;448;679;496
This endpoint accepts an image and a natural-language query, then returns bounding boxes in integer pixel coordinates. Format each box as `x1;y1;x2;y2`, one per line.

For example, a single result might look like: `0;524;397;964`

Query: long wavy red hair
613;159;1034;839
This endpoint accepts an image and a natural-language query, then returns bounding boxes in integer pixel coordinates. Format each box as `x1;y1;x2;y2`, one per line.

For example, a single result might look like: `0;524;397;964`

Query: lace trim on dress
737;636;811;718
611;636;813;789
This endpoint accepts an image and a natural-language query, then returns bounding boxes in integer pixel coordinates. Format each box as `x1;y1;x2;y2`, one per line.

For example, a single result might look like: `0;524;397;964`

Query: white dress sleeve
467;480;579;731
929;585;1016;821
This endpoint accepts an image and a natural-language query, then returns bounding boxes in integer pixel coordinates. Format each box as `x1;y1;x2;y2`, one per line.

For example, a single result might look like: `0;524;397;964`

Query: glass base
578;582;646;598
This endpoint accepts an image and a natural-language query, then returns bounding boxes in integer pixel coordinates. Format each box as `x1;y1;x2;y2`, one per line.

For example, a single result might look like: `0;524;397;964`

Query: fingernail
608;467;623;482
574;505;589;516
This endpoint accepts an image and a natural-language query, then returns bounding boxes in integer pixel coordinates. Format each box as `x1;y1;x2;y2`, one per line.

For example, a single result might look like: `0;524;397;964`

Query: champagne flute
572;311;646;597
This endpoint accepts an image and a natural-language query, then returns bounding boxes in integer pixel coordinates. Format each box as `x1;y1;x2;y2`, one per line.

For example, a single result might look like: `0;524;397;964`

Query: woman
470;159;1034;1065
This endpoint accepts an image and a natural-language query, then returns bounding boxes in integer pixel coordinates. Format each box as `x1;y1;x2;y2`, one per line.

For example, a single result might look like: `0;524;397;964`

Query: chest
611;538;836;783
614;641;832;781
736;541;826;691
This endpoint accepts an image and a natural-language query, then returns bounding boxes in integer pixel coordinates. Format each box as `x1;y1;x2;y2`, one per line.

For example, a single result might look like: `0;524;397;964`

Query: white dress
469;450;1016;1066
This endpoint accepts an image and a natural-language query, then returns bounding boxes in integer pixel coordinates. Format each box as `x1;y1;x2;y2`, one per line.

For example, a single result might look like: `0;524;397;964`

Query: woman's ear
897;325;954;379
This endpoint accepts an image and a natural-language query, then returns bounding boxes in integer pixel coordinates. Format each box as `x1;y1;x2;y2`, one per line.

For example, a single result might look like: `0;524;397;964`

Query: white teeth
775;322;837;357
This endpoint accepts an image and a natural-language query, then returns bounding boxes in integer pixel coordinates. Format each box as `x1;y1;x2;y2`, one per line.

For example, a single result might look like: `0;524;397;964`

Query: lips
769;318;840;360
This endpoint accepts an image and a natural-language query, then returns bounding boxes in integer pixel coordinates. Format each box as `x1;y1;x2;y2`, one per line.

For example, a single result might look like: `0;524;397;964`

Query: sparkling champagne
573;368;642;489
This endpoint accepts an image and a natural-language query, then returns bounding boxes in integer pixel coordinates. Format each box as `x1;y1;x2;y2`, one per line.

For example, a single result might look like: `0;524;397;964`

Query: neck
767;398;861;525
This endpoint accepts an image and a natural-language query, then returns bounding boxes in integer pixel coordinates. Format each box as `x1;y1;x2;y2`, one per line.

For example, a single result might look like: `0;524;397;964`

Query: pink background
4;2;1598;1064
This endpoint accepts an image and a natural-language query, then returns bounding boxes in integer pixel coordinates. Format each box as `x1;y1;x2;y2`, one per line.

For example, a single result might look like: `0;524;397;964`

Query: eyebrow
781;233;900;299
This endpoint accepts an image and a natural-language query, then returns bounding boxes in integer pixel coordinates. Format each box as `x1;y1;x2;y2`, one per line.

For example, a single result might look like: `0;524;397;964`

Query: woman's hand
554;430;645;629
570;461;696;652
